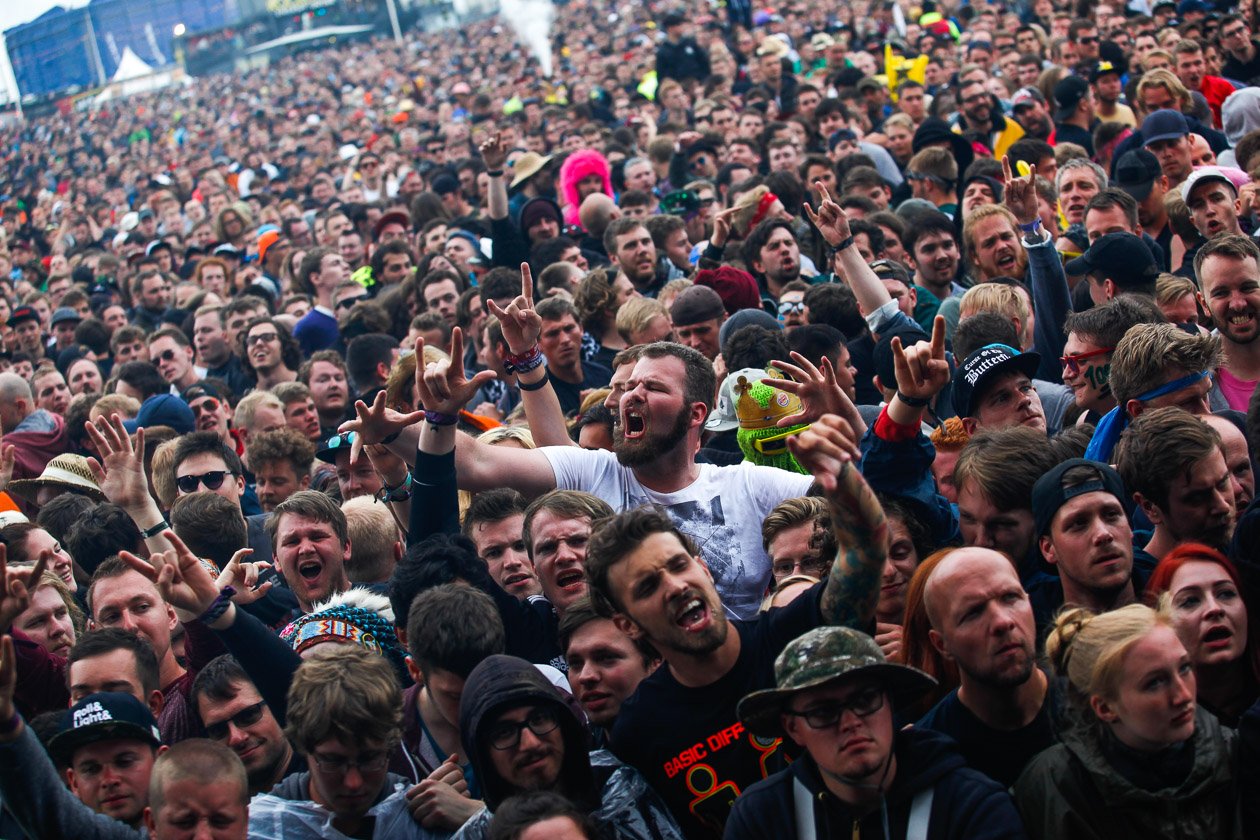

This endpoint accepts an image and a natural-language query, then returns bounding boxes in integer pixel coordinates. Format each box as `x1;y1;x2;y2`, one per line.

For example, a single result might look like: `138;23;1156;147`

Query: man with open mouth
578;416;891;839
1194;234;1260;413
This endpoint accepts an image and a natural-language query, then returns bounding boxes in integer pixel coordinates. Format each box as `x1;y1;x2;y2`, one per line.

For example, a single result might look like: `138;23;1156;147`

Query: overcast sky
1;0;92;103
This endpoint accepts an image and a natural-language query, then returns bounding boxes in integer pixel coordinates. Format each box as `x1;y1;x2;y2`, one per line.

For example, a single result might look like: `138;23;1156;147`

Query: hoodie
459;654;599;813
724;725;1024;840
6;409;68;484
558;150;613;228
456;654;682;840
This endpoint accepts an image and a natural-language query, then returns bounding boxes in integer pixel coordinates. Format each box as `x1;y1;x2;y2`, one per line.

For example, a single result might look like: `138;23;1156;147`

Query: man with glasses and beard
453;654;683;839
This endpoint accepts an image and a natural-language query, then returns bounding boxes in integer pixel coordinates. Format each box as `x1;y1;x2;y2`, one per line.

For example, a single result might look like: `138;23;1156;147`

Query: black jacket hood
459;654;597;811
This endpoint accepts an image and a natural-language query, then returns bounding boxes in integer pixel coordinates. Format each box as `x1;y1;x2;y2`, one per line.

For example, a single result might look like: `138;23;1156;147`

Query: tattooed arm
786;415;889;630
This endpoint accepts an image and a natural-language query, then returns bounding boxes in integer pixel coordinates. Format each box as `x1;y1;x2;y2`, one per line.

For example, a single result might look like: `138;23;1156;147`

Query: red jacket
6;410;67;481
1200;75;1237;128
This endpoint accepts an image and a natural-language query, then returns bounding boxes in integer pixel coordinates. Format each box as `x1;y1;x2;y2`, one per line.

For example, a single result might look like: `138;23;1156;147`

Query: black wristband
381;430;401;445
519;374;549;392
140;519;169;539
895;392;930;407
486;169;504;177
831;235;855;254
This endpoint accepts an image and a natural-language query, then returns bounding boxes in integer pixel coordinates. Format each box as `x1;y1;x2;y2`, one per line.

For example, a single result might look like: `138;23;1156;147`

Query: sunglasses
325;432;356;451
753;426;806;456
204;701;266;741
1060;346;1114;375
336;295;368;311
246;332;278;347
778;300;806;316
190;397;220;417
1077;35;1099;44
151;348;181;364
176;470;236;494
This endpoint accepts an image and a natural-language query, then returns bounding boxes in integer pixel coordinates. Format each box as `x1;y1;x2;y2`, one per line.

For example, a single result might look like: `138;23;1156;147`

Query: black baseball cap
48;692;162;766
316;431;357;464
1089;60;1122;82
952;344;1041;419
1053;76;1090;122
6;305;39;328
1065;232;1159;290
1114;149;1162;201
1032;458;1128;536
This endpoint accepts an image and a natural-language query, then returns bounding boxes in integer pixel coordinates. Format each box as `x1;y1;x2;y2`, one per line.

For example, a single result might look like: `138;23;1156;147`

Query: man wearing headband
1085;322;1226;461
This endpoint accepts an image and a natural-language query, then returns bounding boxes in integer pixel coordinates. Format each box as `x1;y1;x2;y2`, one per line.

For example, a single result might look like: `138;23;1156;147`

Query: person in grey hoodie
453;654;682;840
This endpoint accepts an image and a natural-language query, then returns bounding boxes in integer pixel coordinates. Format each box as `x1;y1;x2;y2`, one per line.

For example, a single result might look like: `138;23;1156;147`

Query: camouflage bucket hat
737;626;936;739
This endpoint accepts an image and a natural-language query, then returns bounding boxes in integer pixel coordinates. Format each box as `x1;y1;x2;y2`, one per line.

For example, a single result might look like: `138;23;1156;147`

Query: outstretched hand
803;180;852;248
891;315;951;403
787;414;861;495
765;352;853;432
478;132;508;171
0;544;48;633
84;414;152;512
485;263;543;355
1001;154;1039;227
344;391;424;464
414;329;498;417
216;548;274;607
119;530;220;622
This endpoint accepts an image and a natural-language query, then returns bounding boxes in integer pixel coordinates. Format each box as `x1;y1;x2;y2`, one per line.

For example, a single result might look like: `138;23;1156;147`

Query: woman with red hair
1147;543;1260;725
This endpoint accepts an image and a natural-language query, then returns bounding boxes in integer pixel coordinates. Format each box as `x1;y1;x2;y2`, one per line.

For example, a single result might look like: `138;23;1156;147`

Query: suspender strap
906;786;935;840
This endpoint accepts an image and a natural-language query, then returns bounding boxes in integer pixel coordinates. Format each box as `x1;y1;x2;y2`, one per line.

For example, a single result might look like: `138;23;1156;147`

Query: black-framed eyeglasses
176;470;236;494
488;707;560;750
335;295;368;311
311;750;390;776
204;701;266;741
785;687;885;729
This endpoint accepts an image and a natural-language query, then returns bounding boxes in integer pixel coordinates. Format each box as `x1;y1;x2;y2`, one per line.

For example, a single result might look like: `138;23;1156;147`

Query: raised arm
84;416;178;556
787;415;888;630
805;182;892;319
413;329;559;496
1003;156;1070;381
486;264;575;447
481;133;510;222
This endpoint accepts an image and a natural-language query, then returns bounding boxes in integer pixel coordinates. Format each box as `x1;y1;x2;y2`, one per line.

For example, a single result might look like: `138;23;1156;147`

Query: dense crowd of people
3;0;1260;835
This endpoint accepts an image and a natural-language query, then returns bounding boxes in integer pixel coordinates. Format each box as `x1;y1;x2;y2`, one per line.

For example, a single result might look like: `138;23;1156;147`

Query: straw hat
8;454;106;503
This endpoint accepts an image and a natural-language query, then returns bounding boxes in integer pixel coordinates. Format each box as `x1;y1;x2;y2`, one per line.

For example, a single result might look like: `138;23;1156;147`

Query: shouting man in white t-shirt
350;268;823;618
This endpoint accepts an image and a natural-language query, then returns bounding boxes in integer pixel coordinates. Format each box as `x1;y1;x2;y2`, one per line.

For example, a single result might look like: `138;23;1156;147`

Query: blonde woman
1013;604;1243;839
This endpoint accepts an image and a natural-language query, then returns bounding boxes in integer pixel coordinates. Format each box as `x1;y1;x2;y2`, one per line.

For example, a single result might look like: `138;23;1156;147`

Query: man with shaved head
916;547;1056;787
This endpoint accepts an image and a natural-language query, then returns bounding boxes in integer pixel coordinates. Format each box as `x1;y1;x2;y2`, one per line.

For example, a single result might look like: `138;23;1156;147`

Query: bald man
916;547;1056;787
0;371;70;480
